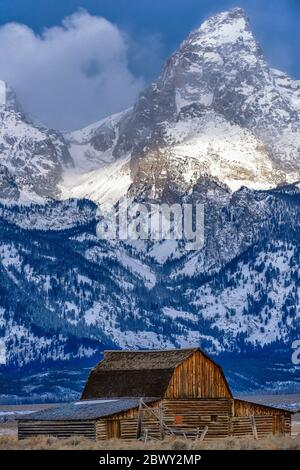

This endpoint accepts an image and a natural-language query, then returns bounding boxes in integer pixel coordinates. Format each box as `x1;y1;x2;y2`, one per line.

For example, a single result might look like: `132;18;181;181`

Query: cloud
0;10;145;130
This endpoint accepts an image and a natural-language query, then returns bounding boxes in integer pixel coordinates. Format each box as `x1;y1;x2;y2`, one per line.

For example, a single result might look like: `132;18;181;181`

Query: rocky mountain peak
160;8;264;116
2;8;300;206
193;7;252;44
62;8;300;206
0;80;25;116
0;78;73;203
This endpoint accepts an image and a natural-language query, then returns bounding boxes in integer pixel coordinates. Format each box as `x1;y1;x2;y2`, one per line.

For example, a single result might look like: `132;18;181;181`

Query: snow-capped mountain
2;8;300;205
62;7;300;206
0;80;72;204
0;183;299;399
1;8;300;400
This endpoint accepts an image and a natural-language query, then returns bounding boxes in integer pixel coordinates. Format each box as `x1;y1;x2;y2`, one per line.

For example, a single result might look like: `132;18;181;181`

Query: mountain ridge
59;7;300;207
1;8;300;205
0;8;300;399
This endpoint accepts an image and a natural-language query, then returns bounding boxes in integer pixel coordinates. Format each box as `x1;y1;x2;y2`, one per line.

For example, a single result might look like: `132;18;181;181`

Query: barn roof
81;348;199;399
17;398;158;422
81;347;233;399
234;398;294;415
98;349;199;369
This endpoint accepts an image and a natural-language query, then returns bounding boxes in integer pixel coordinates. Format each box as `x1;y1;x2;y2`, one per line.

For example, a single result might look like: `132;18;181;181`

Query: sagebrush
1;435;300;450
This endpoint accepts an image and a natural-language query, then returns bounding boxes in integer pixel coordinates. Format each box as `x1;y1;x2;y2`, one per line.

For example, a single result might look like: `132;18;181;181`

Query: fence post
159;402;164;440
136;398;143;439
250;415;258;440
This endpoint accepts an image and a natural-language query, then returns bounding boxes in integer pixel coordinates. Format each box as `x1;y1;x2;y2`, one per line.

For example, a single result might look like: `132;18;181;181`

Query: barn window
211;415;218;422
174;415;183;425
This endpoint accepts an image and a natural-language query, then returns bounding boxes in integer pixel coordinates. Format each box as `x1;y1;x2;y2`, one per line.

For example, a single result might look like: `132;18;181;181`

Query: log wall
284;415;292;435
18;420;96;440
95;420;106;440
18;398;292;441
232;416;272;438
233;399;291;435
95;399;233;441
163;399;231;439
94;398;292;441
120;418;160;440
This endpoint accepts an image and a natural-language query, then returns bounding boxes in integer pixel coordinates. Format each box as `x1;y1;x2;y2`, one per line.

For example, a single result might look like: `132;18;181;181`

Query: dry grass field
1;434;300;450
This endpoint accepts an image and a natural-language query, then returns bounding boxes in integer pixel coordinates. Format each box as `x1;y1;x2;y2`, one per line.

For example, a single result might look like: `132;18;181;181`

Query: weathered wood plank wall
164;351;231;399
18;420;96;440
163;398;231;439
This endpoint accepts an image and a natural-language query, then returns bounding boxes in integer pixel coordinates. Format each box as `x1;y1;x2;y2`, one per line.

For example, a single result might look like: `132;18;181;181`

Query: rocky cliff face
63;8;300;205
2;9;300;205
0;80;72;203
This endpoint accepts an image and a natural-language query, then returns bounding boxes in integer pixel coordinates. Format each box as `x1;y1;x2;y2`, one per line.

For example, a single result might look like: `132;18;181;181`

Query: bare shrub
171;439;189;450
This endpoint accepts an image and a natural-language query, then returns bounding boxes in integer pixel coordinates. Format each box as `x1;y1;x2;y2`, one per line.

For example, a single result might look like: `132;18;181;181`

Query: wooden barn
18;348;292;441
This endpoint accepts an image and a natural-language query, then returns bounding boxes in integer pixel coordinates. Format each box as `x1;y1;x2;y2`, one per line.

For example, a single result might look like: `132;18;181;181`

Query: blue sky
0;0;299;129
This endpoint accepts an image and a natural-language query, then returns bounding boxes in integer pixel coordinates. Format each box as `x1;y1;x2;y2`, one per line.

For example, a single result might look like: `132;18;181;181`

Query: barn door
272;416;284;435
107;420;121;439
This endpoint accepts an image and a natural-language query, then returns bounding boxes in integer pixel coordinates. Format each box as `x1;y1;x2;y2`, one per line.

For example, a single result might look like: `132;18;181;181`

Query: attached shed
18;348;292;441
18;398;159;440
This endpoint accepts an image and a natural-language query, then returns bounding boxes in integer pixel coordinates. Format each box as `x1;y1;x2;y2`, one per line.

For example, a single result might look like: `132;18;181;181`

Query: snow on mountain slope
60;110;132;207
176;8;300;171
66;109;131;170
187;240;299;348
0;199;96;230
0;181;299;395
163;112;280;192
61;8;300;205
1;8;300;397
0;80;72;204
271;68;300;112
60;154;131;208
2;8;300;206
0;203;194;370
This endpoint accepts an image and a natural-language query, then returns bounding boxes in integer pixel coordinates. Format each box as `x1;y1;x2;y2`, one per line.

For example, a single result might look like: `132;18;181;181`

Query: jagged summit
202;7;248;25
180;7;261;75
0;78;72;203
161;7;263;117
193;7;251;41
62;8;300;205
